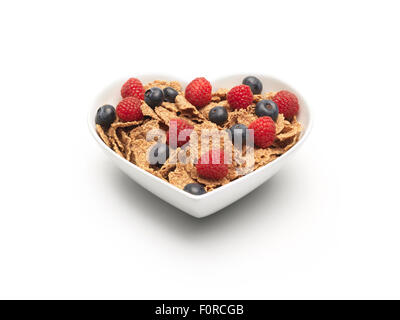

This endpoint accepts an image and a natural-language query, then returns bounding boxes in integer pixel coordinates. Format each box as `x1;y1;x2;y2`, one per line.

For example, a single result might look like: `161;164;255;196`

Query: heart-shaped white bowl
88;74;312;218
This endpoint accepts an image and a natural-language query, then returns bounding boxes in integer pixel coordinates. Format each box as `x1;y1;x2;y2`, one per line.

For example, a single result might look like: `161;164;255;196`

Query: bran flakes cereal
162;101;179;113
144;80;182;93
95;79;302;194
253;94;264;103
200;102;219;119
109;136;124;157
175;95;205;121
130;119;161;141
111;119;143;129
108;126;125;151
157;160;177;179
275;114;285;134
211;88;228;102
154;106;179;125
276;116;301;141
265;92;276;100
130;138;156;171
235;109;258;127
119;130;132;161
141;102;161;121
168;163;196;189
96;124;111;147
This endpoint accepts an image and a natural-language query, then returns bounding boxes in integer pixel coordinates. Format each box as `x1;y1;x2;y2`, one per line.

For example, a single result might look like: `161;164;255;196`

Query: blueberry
95;105;116;127
209;106;228;125
145;87;164;108
163;87;179;103
242;76;263;94
229;124;251;146
255;100;279;121
148;143;169;166
183;183;206;195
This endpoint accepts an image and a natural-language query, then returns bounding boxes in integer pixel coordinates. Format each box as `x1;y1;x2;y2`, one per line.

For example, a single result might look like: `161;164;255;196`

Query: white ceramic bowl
88;74;312;218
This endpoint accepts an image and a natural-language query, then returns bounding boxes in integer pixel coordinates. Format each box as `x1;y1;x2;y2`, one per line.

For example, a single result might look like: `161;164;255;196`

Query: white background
0;0;399;299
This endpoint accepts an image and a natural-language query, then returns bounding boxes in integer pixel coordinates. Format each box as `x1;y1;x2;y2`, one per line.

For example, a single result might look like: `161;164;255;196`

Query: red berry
185;77;212;108
272;90;299;119
166;118;194;147
196;149;229;180
227;85;253;109
248;116;276;148
121;78;145;100
116;97;143;122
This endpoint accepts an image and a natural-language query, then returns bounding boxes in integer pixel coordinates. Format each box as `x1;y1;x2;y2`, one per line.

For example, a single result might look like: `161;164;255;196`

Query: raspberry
227;84;253;109
196;149;229;180
166;118;194;147
121;78;145;100
272;90;299;119
116;97;143;122
248;116;276;148
185;77;212;108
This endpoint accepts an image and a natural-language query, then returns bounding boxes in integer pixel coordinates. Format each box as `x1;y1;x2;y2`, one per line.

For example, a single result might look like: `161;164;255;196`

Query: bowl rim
88;74;313;200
